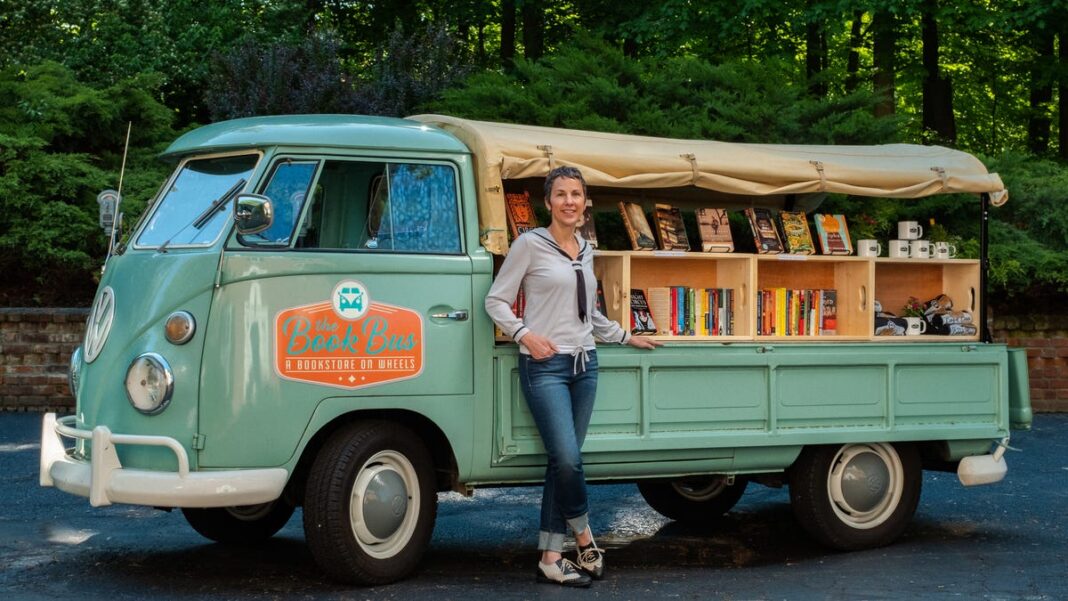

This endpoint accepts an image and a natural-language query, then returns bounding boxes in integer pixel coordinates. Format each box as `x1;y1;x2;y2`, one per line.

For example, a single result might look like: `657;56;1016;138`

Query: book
757;288;837;336
647;287;672;336
653;203;690;251
821;289;838;335
630;289;657;334
696;208;734;252
578;201;598;249
779;211;816;255
744;207;784;254
619;202;657;251
813;213;853;255
505;191;538;240
595;279;607;316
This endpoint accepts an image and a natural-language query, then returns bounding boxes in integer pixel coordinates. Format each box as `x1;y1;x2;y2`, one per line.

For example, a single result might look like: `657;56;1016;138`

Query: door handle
431;310;469;321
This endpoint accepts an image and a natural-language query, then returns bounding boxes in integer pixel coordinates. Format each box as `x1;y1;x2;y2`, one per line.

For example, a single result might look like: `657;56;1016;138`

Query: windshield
136;154;259;248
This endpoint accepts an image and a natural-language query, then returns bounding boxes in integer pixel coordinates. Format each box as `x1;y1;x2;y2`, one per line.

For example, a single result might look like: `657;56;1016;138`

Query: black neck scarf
534;232;588;323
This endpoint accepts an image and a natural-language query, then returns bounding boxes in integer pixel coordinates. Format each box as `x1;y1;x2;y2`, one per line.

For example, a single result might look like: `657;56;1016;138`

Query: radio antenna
107;122;132;258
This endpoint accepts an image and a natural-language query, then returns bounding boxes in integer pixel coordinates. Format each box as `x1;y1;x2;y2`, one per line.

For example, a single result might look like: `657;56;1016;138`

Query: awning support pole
980;192;991;343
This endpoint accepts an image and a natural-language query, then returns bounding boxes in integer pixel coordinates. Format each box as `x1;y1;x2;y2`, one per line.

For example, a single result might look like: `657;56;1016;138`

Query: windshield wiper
157;178;246;253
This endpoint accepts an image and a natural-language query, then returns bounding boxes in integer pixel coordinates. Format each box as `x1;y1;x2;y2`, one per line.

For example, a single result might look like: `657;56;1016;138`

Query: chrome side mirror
234;193;273;234
97;189;120;233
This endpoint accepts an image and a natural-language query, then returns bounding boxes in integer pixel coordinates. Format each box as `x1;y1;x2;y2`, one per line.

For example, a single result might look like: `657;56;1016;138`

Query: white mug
898;221;924;240
889;239;910;258
857;239;882;257
910;239;931;259
934;241;957;259
905;316;927;336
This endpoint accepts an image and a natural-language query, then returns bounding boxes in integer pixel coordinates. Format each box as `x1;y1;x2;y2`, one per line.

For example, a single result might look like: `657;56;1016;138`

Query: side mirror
234;193;273;235
97;190;120;233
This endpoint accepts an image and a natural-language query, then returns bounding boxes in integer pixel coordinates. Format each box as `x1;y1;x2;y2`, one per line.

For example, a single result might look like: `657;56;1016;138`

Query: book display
648;286;735;336
630;289;657;334
813;213;852;255
745;207;784;254
619;202;657;251
653;203;691;251
579;201;598;248
779;211;816;255
757;288;835;336
696;208;734;252
505;191;538;240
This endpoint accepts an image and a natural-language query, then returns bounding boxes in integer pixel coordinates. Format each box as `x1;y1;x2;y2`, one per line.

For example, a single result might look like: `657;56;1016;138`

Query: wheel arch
285;408;460;506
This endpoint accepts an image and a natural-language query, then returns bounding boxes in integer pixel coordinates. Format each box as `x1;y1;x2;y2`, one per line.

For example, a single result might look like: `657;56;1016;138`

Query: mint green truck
41;114;1033;585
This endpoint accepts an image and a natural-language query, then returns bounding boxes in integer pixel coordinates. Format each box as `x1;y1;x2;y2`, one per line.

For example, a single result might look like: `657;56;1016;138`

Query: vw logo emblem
84;287;115;363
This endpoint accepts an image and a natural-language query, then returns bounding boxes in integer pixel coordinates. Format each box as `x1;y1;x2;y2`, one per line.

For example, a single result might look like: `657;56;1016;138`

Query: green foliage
431;36;901;144
0;62;174;306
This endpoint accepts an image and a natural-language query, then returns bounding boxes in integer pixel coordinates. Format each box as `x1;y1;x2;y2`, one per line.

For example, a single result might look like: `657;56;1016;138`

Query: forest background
1;0;1067;314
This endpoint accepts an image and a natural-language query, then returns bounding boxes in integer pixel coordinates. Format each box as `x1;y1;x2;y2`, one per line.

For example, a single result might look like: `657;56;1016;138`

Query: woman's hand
519;332;558;360
627;335;663;350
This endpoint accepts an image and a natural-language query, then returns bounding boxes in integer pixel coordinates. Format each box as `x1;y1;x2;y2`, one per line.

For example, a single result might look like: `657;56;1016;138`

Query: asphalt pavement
1;412;1066;600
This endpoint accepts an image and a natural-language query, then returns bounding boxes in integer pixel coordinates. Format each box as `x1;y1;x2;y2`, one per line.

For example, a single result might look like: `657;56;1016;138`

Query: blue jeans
518;351;598;552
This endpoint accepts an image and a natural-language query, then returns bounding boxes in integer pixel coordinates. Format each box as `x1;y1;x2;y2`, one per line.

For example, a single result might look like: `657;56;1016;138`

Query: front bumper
40;413;288;508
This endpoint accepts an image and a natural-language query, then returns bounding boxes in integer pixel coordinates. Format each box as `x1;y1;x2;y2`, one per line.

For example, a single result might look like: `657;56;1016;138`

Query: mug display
904;316;927;335
889;239;910;258
910;239;931;259
934;241;958;259
898;221;924;240
857;239;882;257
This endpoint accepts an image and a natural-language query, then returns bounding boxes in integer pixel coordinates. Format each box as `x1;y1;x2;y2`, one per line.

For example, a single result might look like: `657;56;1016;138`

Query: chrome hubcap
349;450;418;558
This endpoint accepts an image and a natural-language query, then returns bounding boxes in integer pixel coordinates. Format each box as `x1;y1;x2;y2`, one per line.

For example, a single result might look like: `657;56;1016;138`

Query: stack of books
757;288;837;336
647;286;735;336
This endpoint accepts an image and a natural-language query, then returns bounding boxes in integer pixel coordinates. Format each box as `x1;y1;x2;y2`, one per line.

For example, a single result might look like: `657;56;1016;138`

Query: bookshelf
592;251;981;343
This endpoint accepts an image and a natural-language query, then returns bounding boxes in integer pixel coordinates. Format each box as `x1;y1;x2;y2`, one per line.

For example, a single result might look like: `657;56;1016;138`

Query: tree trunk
521;0;544;61
1029;26;1054;154
846;11;864;93
1059;23;1068;159
806;0;826;98
921;0;956;144
501;0;516;69
872;8;896;117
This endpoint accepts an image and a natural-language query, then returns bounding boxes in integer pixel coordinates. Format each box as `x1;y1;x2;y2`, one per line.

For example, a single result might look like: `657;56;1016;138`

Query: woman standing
485;167;661;587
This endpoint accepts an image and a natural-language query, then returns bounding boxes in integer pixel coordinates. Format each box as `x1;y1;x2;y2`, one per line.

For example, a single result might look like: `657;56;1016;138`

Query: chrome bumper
40;413;288;508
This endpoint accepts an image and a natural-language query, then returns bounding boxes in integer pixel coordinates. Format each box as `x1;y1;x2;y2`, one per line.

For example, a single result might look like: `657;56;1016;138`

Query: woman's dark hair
543;166;588;200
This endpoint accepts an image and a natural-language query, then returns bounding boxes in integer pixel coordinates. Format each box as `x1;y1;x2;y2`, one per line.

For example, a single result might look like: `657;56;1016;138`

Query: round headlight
125;353;174;415
68;346;83;397
164;311;196;345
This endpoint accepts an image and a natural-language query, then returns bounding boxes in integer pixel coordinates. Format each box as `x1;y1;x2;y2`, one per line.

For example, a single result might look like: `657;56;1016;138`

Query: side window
294;160;461;254
247;160;318;245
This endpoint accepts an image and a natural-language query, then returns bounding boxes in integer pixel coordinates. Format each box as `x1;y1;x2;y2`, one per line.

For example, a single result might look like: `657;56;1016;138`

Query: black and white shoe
536;558;592;587
576;542;605;580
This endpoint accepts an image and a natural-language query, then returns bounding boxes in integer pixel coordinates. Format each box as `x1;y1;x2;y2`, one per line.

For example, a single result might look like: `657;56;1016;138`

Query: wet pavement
2;412;1066;600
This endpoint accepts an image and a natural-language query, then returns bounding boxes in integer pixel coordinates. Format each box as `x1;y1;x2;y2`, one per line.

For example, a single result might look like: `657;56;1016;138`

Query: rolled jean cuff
567;513;589;538
538;531;567;553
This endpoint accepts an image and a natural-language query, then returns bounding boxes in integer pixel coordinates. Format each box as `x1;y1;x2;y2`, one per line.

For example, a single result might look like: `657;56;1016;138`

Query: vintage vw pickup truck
41;114;1032;585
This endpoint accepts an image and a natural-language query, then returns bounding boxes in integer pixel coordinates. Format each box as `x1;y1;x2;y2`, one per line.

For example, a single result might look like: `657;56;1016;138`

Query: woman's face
546;176;585;229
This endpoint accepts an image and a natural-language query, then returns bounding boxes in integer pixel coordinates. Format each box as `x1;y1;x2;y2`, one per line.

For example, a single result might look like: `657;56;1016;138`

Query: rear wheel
638;475;748;522
303;421;437;585
182;500;295;544
789;442;922;550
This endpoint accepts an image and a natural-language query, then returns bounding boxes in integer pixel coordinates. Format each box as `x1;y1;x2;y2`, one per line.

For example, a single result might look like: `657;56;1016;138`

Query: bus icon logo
332;280;369;320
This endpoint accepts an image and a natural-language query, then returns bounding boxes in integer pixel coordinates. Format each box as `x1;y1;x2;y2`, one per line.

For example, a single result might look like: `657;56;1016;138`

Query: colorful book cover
505;191;537;240
821;289;838;335
630;289;657;334
696;208;733;252
745;207;784;254
578;201;598;249
653;203;691;251
619;202;657;251
779;211;815;255
595;279;606;316
813;214;853;255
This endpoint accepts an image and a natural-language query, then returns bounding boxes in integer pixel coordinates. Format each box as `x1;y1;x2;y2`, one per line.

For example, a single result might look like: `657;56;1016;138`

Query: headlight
125;353;174;415
68;346;83;397
164;311;196;345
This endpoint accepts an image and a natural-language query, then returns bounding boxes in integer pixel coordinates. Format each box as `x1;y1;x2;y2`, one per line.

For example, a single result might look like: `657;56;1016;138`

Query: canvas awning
408;114;1007;255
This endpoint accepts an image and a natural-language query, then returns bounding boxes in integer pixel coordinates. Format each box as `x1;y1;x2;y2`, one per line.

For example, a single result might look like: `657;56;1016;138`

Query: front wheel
181;499;295;544
637;475;748;523
303;421;437;585
789;442;922;550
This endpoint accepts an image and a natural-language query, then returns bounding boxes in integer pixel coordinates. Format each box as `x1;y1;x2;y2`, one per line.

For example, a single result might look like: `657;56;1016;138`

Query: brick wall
1;308;1065;412
992;314;1068;413
0;308;87;412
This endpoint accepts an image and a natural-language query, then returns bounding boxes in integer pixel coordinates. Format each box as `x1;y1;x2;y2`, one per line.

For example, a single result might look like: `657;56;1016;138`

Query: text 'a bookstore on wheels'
500;184;975;341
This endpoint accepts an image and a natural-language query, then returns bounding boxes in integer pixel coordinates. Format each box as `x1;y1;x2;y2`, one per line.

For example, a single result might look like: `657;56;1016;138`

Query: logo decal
275;283;424;389
84;286;115;363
